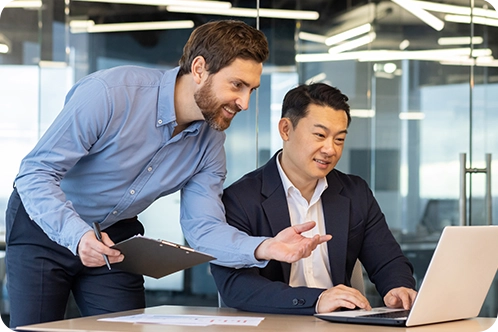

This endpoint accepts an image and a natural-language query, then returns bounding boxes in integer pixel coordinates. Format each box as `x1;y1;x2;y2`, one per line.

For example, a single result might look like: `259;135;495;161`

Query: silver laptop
315;226;498;327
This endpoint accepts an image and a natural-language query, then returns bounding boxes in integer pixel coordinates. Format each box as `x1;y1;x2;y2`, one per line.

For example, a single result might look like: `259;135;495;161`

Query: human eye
314;132;325;139
335;136;346;144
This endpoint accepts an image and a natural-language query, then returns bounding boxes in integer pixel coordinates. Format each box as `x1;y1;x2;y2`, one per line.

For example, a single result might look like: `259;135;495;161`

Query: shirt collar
157;66;180;127
276;151;328;203
157;66;202;134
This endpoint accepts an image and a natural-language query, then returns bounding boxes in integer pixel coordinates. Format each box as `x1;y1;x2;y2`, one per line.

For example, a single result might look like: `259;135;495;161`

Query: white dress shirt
276;153;333;289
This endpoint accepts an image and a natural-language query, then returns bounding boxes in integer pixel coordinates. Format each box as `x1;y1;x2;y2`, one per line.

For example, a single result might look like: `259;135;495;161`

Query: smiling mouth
314;158;330;165
223;106;236;115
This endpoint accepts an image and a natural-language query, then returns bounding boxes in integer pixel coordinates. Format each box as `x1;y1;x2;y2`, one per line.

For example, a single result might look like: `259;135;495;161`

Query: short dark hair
178;20;269;76
281;83;351;128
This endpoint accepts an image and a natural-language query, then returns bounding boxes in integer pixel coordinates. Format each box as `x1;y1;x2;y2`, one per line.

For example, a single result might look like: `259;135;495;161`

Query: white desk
16;305;496;332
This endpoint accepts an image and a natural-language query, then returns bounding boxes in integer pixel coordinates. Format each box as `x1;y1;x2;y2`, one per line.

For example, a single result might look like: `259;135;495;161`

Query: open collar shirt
276;152;333;289
14;65;266;268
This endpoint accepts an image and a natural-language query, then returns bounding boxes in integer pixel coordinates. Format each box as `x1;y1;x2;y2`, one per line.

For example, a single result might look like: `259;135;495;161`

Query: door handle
459;153;492;226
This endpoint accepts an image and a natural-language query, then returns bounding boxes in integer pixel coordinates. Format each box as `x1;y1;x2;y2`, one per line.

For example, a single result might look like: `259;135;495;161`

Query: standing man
5;20;330;328
211;83;417;315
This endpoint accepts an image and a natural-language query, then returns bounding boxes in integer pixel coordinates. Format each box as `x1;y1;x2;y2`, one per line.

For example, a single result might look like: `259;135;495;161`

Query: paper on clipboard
110;235;215;279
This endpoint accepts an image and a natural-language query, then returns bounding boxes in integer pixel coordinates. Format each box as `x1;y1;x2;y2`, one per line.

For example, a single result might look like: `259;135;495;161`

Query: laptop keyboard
360;310;410;320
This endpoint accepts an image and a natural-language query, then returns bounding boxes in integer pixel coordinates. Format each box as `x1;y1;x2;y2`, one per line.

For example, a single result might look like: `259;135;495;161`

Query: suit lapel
323;171;351;286
261;152;292;282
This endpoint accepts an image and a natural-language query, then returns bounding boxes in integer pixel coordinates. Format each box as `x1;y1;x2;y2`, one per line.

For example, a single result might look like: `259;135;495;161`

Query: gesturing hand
255;221;332;263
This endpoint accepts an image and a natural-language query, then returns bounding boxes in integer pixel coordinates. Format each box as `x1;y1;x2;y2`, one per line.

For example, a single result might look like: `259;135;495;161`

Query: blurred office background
1;0;497;327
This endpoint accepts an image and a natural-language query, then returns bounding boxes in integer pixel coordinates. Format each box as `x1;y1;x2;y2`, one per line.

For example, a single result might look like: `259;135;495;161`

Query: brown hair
178;20;269;76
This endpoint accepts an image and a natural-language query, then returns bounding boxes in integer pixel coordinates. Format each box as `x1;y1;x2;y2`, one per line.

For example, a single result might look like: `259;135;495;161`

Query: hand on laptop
384;287;417;310
316;284;372;313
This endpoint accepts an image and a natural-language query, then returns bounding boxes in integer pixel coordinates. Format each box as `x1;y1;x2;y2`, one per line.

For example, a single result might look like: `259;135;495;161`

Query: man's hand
384;287;417;310
317;285;372;313
254;221;332;263
77;230;124;267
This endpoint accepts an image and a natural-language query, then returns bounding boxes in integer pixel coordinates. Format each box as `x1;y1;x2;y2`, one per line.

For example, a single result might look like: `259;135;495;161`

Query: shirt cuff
315;291;326;313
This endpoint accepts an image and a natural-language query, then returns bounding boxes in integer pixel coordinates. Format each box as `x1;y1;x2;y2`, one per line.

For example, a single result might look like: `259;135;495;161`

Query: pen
92;222;111;270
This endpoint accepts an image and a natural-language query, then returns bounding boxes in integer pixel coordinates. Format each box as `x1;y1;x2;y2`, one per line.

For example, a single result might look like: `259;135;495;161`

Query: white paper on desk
99;314;265;326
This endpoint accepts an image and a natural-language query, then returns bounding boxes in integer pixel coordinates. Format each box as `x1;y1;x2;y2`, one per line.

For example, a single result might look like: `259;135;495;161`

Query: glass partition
1;0;497;324
294;0;498;313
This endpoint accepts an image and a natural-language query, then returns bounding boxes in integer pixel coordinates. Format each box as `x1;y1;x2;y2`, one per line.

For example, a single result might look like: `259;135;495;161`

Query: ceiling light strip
440;58;498;67
166;5;319;20
392;0;445;31
437;36;483;46
413;0;498;19
411;0;470;15
296;48;492;63
4;0;42;8
325;23;372;46
445;14;498;27
358;48;492;62
72;0;232;9
298;32;328;44
328;32;376;54
70;20;194;33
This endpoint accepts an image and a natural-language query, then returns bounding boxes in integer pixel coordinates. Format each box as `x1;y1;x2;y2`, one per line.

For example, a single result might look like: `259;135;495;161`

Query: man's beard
194;76;237;131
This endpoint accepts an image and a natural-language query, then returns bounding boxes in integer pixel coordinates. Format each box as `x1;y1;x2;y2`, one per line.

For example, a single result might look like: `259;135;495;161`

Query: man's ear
191;56;207;84
279;118;292;141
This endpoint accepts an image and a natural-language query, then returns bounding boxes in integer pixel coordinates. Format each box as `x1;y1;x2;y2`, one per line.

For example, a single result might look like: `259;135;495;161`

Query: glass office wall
293;0;498;314
0;0;497;322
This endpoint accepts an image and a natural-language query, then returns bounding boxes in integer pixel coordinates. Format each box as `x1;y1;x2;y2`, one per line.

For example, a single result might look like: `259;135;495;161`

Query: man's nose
322;139;336;155
235;92;251;111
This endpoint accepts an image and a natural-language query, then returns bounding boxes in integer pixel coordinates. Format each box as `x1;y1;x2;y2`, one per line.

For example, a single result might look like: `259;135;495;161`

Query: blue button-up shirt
15;65;266;268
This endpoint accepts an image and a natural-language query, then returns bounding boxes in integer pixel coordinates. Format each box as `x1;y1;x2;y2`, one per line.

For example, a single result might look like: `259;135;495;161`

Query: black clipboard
110;235;215;279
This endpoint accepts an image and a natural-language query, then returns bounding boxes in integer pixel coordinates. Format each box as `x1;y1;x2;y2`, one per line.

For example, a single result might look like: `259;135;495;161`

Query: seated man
210;83;417;315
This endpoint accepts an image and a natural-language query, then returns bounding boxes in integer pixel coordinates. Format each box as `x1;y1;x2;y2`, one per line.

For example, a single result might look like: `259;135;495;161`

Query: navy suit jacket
211;151;415;315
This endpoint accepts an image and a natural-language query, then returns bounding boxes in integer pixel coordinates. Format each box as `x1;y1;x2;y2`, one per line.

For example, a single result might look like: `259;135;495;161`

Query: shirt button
112;210;118;215
157;119;163;125
130;189;135;195
147;166;153;172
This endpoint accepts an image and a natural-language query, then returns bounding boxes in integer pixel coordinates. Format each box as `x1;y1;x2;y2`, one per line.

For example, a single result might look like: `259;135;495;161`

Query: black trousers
5;189;146;329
